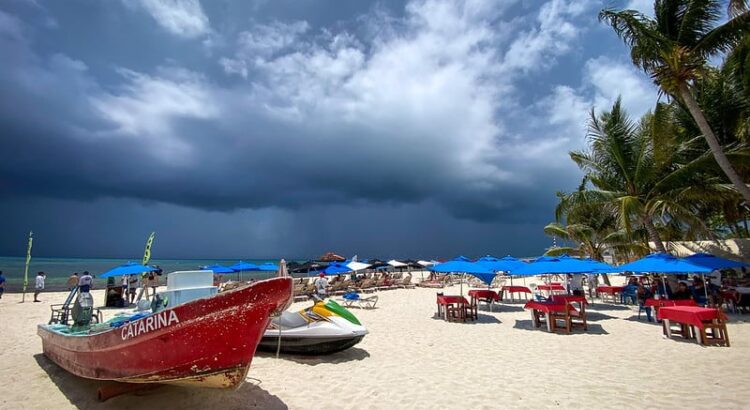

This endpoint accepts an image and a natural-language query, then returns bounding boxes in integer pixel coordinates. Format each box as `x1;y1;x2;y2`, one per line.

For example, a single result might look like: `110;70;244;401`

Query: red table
644;298;696;322
468;289;499;301
524;301;569;332
657;306;726;329
596;285;625;303
468;289;499;312
658;306;730;346
501;285;532;302
436;295;470;322
644;298;697;308
537;284;566;292
551;294;588;304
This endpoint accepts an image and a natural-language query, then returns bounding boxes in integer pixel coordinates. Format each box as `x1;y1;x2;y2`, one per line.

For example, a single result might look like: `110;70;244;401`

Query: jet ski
258;298;368;355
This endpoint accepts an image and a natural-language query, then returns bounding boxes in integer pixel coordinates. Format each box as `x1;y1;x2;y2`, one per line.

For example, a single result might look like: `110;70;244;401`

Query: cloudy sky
0;0;659;259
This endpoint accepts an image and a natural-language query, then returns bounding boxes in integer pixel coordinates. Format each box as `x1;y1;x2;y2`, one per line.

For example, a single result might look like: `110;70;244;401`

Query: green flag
142;232;155;265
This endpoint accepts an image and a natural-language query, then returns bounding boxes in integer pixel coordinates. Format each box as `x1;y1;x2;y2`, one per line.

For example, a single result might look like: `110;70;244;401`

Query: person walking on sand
0;270;6;300
66;272;79;291
34;272;45;302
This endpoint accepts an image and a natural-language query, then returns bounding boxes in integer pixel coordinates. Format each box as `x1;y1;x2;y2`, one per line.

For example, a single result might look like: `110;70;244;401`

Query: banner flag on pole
142;232;155;266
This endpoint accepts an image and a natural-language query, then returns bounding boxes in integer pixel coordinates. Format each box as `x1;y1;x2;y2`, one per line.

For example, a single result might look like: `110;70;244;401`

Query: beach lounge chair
418;275;449;288
356;278;375;293
373;276;388;290
397;275;415;289
340;292;378;309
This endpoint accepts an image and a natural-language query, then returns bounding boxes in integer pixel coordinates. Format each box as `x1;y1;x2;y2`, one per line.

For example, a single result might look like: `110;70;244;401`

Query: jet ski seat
272;311;310;330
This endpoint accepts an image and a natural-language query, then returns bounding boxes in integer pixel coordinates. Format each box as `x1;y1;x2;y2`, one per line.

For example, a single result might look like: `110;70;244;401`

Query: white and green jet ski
258;299;368;355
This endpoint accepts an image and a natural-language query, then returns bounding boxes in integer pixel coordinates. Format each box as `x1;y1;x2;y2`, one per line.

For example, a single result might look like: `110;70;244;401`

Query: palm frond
695;11;750;57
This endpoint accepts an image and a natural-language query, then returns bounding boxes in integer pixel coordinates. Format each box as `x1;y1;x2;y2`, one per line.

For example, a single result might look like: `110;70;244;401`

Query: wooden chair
464;298;478;321
698;320;730;347
550;305;587;333
446;303;464;322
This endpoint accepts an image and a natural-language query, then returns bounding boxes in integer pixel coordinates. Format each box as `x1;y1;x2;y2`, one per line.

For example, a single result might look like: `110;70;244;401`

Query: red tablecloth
597;285;625;295
551;294;588;305
657;306;728;329
644;298;697;308
437;295;468;305
468;289;499;301
523;300;569;313
502;285;532;294
537;284;566;291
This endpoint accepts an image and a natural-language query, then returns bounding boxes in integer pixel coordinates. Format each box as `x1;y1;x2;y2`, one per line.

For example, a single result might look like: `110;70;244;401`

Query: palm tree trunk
679;83;750;204
643;217;667;253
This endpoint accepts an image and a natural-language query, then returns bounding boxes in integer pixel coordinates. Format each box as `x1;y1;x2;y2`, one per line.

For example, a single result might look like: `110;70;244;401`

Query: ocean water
0;257;285;292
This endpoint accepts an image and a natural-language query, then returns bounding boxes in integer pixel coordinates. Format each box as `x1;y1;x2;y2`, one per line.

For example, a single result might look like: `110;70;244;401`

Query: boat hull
38;277;292;388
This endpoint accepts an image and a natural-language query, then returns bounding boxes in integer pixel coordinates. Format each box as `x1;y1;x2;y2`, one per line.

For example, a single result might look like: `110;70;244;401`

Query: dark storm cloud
0;1;657;257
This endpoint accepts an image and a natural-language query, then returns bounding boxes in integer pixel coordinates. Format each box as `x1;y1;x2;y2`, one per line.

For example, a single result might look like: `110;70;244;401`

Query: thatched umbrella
320;252;346;262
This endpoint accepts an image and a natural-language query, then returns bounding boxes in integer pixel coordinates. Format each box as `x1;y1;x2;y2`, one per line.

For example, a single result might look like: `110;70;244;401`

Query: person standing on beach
78;271;93;293
128;276;138;303
66;272;79;291
150;266;162;296
0;270;6;300
122;274;129;302
313;272;329;299
34;272;45;302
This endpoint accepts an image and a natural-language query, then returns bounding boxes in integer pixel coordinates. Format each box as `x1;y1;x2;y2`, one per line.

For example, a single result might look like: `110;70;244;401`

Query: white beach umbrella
347;261;371;272
277;259;288;277
417;260;435;267
387;259;407;267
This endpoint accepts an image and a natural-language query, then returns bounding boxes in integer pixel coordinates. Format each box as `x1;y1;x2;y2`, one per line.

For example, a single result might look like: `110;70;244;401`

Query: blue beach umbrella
323;262;353;275
683;253;748;303
229;261;260;281
229;261;260;271
99;262;158;278
477;255;527;272
509;257;596;276
431;257;496;292
258;263;280;271
683;253;748;270
614;253;712;274
613;253;714;302
202;264;234;274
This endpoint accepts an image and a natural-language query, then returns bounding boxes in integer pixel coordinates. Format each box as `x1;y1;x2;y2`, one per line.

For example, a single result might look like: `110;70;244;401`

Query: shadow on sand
34;354;288;409
430;313;501;324
587;303;633;311
585;311;618;322
512;320;609;335
256;347;370;366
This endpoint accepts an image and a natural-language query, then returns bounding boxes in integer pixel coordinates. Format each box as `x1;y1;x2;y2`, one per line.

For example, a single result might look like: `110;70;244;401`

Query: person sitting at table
636;284;654;322
672;282;693;300
652;277;672;298
690;277;708;306
621;277;639;305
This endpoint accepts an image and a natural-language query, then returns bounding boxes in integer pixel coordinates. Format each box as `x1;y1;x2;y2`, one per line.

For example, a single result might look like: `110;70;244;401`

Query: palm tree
563;98;726;252
599;0;750;203
544;193;647;259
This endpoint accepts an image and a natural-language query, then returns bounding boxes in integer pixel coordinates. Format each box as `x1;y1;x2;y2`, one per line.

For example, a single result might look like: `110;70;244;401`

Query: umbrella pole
663;274;669;300
702;273;709;306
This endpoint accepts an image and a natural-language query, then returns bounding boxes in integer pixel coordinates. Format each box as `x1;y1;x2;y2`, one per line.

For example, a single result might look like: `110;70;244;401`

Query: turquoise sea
0;257;287;292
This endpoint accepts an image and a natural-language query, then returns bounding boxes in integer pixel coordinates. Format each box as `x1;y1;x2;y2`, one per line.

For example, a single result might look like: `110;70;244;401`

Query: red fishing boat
38;275;292;388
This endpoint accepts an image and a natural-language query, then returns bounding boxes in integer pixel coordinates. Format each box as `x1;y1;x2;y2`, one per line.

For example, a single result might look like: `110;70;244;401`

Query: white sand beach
1;282;749;410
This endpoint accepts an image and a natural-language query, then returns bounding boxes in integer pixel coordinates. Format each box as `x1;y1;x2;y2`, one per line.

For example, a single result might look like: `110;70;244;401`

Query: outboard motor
71;292;94;327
